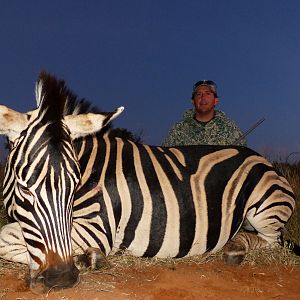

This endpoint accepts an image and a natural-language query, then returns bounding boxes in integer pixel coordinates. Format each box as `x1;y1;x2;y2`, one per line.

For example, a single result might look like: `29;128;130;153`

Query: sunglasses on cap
192;80;218;97
193;80;217;90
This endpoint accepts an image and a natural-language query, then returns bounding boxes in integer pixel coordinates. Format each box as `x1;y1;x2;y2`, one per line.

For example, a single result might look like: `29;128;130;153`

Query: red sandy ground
1;259;300;300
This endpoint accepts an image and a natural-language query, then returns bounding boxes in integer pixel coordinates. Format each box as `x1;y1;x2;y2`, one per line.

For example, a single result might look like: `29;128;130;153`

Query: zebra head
0;72;124;292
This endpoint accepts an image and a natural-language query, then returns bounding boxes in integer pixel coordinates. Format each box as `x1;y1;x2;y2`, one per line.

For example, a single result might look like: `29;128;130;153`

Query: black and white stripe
71;135;295;259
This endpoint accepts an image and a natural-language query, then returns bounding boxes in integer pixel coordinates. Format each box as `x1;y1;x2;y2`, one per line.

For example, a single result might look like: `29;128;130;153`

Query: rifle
233;117;265;145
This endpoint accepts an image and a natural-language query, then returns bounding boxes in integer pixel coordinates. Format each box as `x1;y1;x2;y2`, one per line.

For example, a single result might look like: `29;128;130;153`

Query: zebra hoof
223;253;245;265
75;247;111;271
223;241;246;265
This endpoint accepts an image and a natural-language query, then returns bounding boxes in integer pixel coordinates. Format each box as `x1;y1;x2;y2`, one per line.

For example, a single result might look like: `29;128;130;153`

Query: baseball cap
192;80;218;97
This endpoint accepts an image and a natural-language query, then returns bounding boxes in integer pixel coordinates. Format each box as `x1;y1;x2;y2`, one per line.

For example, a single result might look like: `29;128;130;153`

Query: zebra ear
0;105;30;141
64;106;124;140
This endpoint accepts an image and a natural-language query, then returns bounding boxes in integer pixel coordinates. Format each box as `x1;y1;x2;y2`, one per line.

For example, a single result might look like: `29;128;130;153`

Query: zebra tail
284;240;300;256
280;228;300;256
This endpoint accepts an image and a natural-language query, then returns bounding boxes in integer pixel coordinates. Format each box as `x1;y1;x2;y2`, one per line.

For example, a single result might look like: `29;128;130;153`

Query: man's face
192;85;219;114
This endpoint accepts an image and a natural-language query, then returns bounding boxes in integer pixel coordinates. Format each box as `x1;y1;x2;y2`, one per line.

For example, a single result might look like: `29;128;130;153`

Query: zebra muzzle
29;263;80;294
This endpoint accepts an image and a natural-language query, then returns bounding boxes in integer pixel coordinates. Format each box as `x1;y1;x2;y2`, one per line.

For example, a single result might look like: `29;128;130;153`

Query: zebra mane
36;71;140;141
37;71;100;118
36;71;67;122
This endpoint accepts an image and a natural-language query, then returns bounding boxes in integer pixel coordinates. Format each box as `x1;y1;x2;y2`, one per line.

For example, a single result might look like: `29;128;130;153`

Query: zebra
0;72;297;293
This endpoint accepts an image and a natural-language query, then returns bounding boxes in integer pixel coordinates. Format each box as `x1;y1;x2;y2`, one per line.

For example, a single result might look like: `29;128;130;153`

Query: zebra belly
111;210;240;258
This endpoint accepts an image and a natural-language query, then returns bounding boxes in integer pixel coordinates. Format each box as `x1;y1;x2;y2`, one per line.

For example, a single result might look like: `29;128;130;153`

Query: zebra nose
30;263;80;294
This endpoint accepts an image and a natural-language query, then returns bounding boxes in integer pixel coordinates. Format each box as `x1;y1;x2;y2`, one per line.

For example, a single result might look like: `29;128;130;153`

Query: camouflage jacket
162;109;246;147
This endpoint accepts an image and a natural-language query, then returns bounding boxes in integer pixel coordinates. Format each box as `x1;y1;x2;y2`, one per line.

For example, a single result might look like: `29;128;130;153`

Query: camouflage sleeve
162;123;186;147
162;125;180;147
227;121;247;146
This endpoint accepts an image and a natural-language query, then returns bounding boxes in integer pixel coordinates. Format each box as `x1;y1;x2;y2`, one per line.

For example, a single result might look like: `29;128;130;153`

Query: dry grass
0;248;299;280
0;258;27;277
0;204;7;228
244;245;300;266
108;245;300;271
108;250;218;271
274;162;300;245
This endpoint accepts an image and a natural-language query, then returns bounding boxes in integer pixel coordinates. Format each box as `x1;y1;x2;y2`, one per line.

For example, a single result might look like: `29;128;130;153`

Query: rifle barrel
234;117;265;145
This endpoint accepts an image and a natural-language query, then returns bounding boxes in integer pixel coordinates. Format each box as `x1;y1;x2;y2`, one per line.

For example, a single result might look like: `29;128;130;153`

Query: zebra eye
18;184;32;196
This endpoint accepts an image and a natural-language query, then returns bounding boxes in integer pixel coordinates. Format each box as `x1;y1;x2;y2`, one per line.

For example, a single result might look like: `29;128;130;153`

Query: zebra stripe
70;136;295;258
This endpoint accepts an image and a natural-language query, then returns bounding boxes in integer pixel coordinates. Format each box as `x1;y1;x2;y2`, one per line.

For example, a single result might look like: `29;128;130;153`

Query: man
162;80;246;146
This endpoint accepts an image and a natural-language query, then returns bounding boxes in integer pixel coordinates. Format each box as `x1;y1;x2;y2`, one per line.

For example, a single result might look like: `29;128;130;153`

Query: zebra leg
223;190;293;265
74;247;111;270
71;221;112;271
0;222;30;264
223;232;269;265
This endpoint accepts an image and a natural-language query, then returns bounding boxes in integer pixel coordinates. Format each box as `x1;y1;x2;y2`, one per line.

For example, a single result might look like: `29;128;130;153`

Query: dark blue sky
1;1;299;161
